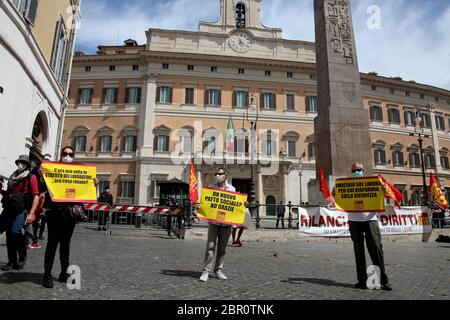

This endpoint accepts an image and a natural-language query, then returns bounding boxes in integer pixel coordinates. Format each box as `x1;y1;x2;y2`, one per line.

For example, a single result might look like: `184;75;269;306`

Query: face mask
215;175;226;184
62;156;74;163
352;171;363;178
17;163;27;172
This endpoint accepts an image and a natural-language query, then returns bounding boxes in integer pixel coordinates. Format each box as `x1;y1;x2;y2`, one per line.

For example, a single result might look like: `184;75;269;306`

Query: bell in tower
235;3;246;28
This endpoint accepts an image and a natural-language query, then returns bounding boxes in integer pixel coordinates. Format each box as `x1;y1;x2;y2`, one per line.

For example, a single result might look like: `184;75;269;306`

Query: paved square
0;225;448;300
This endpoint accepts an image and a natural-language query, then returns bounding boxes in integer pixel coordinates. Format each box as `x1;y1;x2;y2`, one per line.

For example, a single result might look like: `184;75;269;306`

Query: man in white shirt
199;168;235;282
348;162;392;291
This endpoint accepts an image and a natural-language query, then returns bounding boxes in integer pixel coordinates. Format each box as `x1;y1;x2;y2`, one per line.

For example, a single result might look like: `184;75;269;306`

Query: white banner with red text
298;206;432;237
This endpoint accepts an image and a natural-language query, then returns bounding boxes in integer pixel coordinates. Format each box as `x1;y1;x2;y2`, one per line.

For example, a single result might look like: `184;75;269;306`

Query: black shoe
58;272;70;283
1;263;13;271
381;283;392;291
43;273;54;288
354;282;368;290
13;261;25;270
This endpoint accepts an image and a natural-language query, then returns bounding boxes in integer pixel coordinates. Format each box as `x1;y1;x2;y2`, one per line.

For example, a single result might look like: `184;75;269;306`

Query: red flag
189;159;199;204
429;172;448;209
379;175;403;208
319;168;334;206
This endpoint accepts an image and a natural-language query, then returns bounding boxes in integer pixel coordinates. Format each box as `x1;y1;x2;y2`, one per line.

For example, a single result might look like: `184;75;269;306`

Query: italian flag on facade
226;114;235;153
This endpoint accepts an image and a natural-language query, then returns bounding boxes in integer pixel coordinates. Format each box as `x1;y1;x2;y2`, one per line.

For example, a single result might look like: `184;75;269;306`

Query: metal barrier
250;201;302;229
83;203;182;236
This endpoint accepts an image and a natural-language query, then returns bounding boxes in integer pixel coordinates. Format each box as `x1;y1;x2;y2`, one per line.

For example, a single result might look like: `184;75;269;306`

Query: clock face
229;32;252;53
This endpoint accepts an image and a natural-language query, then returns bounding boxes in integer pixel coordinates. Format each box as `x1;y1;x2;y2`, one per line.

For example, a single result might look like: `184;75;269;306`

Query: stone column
429;104;443;175
138;73;158;158
314;0;373;179
135;73;158;205
283;168;289;204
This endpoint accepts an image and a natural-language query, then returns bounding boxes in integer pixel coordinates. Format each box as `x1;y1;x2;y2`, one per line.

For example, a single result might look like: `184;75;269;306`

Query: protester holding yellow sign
199;168;241;283
40;146;98;289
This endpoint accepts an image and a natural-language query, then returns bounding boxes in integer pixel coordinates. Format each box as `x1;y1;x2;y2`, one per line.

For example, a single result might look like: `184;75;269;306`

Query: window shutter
244;92;248;107
77;89;82;104
156;87;160;103
306;97;310;112
102;88;106;104
260;93;264;109
137;88;141;104
218;90;222;106
232;91;236;107
88;89;93;104
399;152;404;165
169;87;173;103
381;151;386;164
204;89;209;106
25;0;39;25
404;111;408;125
388;110;392;123
114;88;118;104
125;88;130;104
374;150;378;165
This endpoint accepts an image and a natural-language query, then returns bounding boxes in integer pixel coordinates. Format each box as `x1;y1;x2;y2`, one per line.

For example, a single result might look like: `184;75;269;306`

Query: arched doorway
29;112;48;167
266;195;276;216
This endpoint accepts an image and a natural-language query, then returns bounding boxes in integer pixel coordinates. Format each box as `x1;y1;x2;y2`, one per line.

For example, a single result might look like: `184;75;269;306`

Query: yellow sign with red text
198;187;247;226
334;177;385;212
42;161;97;203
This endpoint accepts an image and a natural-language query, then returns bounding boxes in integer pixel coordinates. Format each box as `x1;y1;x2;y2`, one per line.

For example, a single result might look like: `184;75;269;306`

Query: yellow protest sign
42;161;97;203
334;177;385;212
198;187;247;226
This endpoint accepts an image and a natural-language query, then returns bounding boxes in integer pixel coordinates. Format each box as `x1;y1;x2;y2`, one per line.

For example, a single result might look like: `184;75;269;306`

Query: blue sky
75;0;450;91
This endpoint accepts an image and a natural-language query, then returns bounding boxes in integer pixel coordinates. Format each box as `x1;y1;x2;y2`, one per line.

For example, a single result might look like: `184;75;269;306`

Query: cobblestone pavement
0;224;448;300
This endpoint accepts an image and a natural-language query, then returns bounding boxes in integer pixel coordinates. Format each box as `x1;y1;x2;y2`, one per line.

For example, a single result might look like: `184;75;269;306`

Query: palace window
404;110;415;126
436;116;445;131
74;136;86;152
233;91;248;108
307;96;317;113
187;65;194;71
440;150;450;170
126;87;141;104
285;132;299;158
265;70;271;77
120;181;135;199
132;65;139;71
261;92;276;110
392;151;404;167
99;135;112;152
388;108;400;124
162;63;169;69
286;94;296;111
261;131;277;156
155;135;169;152
370;105;383;122
411;189;421;206
408;144;420;168
238;68;245;74
103;88;118;104
51;17;68;84
185;88;195;105
287;72;293;79
420;112;431;128
123;136;137;152
373;140;386;165
424;151;436;169
157;86;173;104
206;89;221;107
78;88;93;105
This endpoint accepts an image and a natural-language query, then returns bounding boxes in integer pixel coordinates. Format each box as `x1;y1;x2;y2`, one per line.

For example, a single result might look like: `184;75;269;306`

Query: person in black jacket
97;187;113;231
41;146;98;288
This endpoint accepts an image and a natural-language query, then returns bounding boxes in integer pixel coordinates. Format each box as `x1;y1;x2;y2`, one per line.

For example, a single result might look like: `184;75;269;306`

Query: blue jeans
5;211;27;264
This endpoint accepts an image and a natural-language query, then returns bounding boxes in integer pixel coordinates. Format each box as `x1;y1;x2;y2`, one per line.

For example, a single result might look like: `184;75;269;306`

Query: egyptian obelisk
314;0;373;181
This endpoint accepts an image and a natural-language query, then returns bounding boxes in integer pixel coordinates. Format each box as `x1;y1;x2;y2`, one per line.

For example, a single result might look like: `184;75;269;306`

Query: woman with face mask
0;155;39;271
41;146;90;288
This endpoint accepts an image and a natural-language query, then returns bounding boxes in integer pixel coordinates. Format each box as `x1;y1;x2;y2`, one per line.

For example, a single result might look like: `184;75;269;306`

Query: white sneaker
199;271;209;282
214;270;228;280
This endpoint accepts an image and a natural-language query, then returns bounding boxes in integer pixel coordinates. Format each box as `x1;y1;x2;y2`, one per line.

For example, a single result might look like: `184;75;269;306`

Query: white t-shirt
348;211;379;222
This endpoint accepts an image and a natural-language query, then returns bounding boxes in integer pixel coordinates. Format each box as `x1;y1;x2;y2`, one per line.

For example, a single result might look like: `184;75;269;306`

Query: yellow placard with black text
42;161;97;203
334;177;385;212
198;187;247;226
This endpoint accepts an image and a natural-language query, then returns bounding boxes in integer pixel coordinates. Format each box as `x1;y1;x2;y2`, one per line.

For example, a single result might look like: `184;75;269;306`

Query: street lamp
247;95;259;225
409;113;430;206
298;157;303;206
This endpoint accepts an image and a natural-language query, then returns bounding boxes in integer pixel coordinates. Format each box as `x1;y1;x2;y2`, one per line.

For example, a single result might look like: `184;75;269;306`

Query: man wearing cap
348;162;392;291
0;155;39;271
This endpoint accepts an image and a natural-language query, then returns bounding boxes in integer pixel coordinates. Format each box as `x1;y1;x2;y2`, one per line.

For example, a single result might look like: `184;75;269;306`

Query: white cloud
75;0;450;90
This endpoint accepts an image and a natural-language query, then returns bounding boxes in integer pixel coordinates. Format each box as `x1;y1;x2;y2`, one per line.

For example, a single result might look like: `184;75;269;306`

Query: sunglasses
215;172;226;176
62;152;74;157
352;169;363;173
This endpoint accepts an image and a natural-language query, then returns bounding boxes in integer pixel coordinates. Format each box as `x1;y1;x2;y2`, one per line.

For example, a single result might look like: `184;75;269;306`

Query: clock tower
199;0;283;39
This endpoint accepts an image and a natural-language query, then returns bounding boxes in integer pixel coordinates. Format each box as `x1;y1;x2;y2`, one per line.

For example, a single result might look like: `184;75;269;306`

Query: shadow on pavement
160;270;201;279
0;272;43;285
281;277;354;289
